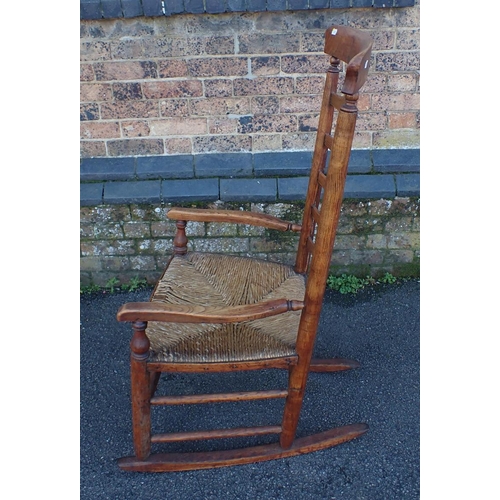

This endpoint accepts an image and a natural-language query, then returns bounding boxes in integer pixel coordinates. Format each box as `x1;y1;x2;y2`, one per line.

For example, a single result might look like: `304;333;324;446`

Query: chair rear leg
130;321;152;461
279;363;308;449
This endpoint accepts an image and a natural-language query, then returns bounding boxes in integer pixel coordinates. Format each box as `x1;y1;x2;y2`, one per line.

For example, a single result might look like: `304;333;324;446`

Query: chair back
294;25;373;358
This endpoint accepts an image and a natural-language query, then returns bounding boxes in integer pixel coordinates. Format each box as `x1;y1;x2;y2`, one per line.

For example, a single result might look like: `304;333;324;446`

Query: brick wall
80;3;420;285
80;5;420;157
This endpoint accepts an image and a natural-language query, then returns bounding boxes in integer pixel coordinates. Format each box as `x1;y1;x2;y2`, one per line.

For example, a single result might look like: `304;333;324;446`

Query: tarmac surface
80;279;419;500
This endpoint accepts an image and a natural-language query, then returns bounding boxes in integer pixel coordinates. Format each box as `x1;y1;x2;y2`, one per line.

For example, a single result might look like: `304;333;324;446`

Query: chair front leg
130;321;152;461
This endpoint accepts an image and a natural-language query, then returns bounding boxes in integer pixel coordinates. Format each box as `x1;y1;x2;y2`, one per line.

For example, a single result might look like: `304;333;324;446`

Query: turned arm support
167;207;302;232
117;298;304;324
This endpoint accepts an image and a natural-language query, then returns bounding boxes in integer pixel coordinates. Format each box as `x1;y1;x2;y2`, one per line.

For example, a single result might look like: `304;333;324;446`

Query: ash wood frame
116;25;373;472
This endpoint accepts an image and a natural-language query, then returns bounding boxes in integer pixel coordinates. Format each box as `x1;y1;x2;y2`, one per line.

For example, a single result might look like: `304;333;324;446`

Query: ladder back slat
311;205;321;224
324;134;334;150
307;237;315;256
318;171;327;188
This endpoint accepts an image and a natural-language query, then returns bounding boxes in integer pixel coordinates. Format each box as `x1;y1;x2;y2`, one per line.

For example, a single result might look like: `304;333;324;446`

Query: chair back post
281;27;372;448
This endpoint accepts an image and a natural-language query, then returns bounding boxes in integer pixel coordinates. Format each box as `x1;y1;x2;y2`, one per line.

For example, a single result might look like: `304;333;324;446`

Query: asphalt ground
80;279;419;500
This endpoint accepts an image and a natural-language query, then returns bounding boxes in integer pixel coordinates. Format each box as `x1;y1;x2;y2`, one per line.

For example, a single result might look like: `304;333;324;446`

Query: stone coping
81;0;416;20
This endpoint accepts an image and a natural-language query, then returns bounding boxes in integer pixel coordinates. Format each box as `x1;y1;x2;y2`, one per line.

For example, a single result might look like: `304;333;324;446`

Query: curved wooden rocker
116;25;374;472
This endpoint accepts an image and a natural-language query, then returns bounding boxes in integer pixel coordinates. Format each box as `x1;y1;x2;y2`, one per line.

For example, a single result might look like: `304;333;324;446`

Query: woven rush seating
147;252;306;363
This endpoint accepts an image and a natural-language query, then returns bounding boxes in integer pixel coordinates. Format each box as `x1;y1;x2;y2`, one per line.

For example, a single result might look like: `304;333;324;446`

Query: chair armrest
117;298;304;323
167;207;301;232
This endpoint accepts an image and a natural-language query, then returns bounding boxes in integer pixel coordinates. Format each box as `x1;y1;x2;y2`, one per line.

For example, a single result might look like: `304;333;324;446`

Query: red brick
81;83;113;102
107;139;164;156
388;112;417;129
301;33;324;53
80;41;111;62
238;33;299;54
81;121;121;139
187;57;248;77
371;93;420;111
204;79;233;97
280;95;321;113
238;114;297;134
157;60;189;78
193;135;252;153
160;99;190;117
251;96;279;114
80;141;106;157
234;77;294;96
356;112;387;131
209;118;238;134
252;134;282;151
101;100;159;119
165;138;193;154
149;117;207;136
80;103;100;121
121;120;151;137
282;133;315;150
190;97;251;116
281;54;328;74
250;56;280;76
143;80;203;98
295;76;324;95
94;61;157;81
80;64;95;82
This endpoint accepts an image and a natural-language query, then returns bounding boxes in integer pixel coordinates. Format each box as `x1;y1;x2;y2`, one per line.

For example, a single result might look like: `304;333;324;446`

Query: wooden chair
116;25;373;472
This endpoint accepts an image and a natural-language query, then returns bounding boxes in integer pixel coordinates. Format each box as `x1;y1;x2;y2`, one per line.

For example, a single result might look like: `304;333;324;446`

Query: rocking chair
116;25;373;472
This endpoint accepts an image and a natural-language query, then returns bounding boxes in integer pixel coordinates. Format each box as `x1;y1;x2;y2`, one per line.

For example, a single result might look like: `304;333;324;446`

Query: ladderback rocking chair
116;25;373;472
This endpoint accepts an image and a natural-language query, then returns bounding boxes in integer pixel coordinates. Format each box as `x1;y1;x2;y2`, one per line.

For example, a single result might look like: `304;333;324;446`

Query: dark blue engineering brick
136;155;194;179
278;177;309;201
80;157;135;181
100;0;122;18
329;0;351;7
220;178;276;202
206;0;227;14
184;0;205;14
103;180;161;204
395;174;419;196
121;0;144;18
195;153;253;178
352;0;374;7
372;149;419;173
163;179;219;202
80;0;102;19
347;149;372;174
373;0;395;6
164;0;185;15
226;0;246;12
81;183;104;206
344;174;395;199
309;0;330;9
287;0;309;9
142;0;163;16
266;0;287;11
254;151;312;177
395;0;415;6
246;0;267;11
